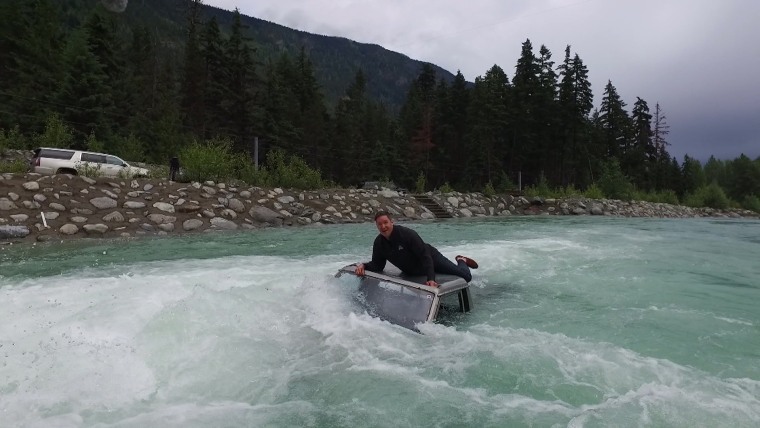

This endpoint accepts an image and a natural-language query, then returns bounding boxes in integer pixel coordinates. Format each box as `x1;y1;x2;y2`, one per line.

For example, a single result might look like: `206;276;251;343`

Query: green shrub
483;181;496;197
557;184;583;198
584;183;605;199
438;181;454;193
0;126;28;150
742;195;760;213
33;114;73;149
684;182;731;209
85;131;105;153
632;189;678;204
264;149;324;189
653;189;680;205
598;159;634;200
524;174;553;198
0;159;29;173
112;133;146;163
495;170;516;193
415;172;426;193
179;138;240;183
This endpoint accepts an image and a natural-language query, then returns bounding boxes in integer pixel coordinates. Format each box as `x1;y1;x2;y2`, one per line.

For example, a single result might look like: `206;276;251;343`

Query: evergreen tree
534;44;560;183
597;80;629;158
463;65;511;189
628;97;654;188
260;56;300;158
291;47;330;171
222;9;258;151
56;28;114;145
439;71;471;187
681;155;706;196
0;0;65;135
511;39;542;184
704;156;727;186
199;16;226;139
398;64;439;187
124;25;160;151
180;0;206;137
725;154;760;201
557;47;594;186
148;59;187;163
332;70;369;185
652;102;670;158
83;10;125;140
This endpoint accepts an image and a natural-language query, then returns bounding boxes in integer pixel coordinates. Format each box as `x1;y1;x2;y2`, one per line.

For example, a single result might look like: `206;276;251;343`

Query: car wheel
56;168;78;176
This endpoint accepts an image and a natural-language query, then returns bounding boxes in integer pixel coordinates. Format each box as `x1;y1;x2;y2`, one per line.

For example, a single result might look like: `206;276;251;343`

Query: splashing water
1;217;759;427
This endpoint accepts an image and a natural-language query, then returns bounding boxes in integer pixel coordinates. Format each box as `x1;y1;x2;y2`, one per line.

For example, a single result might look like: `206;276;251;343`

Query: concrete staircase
411;194;453;219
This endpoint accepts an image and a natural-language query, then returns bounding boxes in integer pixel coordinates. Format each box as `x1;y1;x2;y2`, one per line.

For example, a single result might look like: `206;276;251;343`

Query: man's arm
356;235;387;275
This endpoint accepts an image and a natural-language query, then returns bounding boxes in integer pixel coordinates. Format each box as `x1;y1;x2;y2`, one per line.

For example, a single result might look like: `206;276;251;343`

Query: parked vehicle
29;147;149;178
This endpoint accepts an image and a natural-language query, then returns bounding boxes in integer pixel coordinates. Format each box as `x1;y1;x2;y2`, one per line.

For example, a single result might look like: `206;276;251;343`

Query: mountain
86;0;459;110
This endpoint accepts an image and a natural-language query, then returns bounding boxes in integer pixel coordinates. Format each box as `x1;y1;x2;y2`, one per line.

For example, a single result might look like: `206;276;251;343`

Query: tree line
1;0;758;211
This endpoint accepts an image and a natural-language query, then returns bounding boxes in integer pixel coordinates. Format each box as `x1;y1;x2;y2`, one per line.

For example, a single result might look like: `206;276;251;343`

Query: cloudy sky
203;0;758;162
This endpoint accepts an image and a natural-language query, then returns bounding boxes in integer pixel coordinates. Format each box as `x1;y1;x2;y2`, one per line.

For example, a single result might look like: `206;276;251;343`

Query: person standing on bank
169;156;180;181
355;211;479;287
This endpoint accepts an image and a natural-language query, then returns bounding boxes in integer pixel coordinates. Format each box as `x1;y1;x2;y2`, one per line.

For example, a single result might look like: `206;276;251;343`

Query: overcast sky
203;0;758;163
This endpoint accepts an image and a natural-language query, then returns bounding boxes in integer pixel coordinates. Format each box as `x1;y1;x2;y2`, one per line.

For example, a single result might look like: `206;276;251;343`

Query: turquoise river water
1;217;759;427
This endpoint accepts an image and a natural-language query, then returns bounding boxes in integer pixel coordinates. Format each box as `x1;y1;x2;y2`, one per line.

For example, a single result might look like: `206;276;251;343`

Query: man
169;156;180;181
355;211;478;287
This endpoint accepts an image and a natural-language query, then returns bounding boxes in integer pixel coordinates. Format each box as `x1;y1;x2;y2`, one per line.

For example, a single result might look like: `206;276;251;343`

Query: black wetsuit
363;225;472;282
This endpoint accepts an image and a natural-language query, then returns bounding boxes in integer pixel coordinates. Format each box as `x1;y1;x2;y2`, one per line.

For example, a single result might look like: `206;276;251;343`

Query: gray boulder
249;206;283;223
0;225;30;240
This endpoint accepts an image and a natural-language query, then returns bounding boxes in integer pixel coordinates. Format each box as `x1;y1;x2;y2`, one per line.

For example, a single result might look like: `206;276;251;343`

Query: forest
1;0;759;211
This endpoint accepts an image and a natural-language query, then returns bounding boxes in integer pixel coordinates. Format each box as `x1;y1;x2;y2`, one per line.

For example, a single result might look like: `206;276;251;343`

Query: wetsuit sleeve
405;228;435;281
363;235;387;273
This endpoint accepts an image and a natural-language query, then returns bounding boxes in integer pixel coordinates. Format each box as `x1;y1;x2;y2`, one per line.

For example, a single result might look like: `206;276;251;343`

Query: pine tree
200;16;226;139
652;102;670;159
222;9;258;151
398;64;439;187
534;44;559;183
0;0;65;135
180;0;206;137
598;80;629;158
56;28;114;145
557;47;594;186
291;47;330;171
628;97;654;188
149;59;187;163
681;155;706;196
260;56;300;158
511;39;542;185
463;65;511;189
84;10;125;139
439;71;471;187
332;70;369;184
726;155;760;201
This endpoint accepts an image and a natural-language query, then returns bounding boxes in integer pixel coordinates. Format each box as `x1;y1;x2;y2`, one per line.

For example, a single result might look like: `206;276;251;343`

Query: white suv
30;147;149;178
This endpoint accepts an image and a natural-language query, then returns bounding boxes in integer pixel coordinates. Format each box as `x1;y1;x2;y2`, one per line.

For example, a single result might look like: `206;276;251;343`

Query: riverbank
1;172;758;245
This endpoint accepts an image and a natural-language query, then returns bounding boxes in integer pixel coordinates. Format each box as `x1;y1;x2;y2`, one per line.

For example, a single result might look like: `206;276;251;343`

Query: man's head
374;211;394;239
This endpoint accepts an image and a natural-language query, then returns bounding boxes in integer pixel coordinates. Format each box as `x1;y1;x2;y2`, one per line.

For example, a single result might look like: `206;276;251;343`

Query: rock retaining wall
1;172;757;244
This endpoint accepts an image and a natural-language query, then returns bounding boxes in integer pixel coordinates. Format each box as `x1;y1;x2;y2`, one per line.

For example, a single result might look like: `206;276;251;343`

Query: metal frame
336;264;473;324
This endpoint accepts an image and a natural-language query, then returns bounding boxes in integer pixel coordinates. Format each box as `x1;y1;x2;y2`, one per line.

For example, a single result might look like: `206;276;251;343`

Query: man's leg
429;246;472;282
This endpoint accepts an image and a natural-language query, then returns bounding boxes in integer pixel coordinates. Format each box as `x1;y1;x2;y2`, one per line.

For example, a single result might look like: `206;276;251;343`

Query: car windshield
354;278;435;331
106;156;124;166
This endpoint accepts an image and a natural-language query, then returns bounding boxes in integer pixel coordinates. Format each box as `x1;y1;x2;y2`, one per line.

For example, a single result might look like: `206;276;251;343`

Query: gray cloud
206;0;760;162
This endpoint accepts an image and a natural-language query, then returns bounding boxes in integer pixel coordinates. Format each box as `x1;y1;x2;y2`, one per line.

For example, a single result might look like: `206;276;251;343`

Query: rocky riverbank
1;172;758;245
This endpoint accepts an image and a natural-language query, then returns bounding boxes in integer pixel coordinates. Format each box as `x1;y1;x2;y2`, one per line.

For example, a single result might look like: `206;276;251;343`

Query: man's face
375;215;394;239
